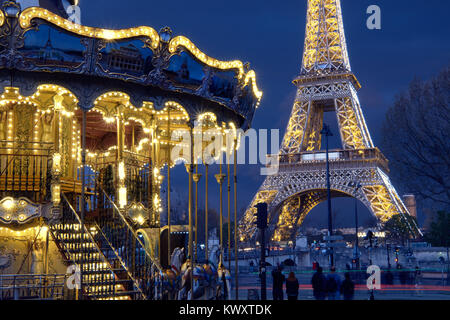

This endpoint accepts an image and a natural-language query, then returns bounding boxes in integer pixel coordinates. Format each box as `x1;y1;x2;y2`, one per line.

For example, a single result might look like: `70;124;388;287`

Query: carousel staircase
49;194;148;300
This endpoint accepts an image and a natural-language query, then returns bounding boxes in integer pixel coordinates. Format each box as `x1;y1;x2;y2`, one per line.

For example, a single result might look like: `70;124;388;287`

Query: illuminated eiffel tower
239;0;421;242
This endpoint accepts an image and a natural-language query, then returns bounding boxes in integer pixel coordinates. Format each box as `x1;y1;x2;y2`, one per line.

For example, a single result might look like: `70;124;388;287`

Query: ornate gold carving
0;197;41;225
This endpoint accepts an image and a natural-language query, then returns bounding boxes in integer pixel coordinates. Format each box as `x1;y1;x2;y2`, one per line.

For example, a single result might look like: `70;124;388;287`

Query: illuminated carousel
0;1;262;300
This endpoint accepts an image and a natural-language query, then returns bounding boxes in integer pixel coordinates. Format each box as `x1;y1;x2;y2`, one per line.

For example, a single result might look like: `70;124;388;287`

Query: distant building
403;194;417;218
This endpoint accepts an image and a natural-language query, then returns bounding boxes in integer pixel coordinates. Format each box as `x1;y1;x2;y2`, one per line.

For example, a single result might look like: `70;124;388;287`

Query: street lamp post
255;203;268;301
349;181;362;270
386;243;391;268
321;123;334;267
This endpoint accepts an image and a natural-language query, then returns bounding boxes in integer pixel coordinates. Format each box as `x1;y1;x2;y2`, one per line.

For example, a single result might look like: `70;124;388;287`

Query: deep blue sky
80;0;450;227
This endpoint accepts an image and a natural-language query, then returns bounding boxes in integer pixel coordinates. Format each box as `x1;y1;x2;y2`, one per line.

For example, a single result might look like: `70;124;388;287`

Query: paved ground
229;272;450;300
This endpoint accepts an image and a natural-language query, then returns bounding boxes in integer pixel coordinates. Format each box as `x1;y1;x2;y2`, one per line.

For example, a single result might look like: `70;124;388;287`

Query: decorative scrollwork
0;197;41;225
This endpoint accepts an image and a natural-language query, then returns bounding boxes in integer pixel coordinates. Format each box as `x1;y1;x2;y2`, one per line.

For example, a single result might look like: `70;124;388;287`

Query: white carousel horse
178;260;218;300
178;246;232;300
217;260;232;300
154;247;185;300
211;246;232;300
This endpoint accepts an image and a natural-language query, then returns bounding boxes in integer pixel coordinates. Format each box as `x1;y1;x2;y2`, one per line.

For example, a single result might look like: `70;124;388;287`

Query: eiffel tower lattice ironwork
239;0;421;242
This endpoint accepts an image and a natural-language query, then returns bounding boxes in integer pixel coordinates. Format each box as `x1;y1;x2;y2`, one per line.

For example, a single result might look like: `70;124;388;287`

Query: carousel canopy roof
0;1;262;130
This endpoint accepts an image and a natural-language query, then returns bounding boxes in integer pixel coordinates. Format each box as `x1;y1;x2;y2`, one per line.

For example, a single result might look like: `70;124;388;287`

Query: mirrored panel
165;51;204;90
22;24;85;69
98;39;153;77
210;70;237;100
239;86;255;116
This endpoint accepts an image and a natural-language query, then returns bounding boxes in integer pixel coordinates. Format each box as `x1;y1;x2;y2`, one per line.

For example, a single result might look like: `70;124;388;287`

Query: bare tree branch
382;67;450;209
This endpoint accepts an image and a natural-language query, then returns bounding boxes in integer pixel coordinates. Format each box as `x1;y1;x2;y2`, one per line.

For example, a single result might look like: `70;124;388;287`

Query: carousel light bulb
135;215;145;225
118;161;126;181
52;153;62;174
2;199;15;211
118;187;127;208
52;184;61;205
153;195;159;207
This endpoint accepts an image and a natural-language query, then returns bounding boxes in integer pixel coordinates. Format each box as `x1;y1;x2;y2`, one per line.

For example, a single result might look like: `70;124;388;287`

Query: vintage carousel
0;1;262;300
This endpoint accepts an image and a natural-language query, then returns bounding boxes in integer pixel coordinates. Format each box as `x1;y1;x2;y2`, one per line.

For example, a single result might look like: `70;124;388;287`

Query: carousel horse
209;246;232;300
178;246;231;300
154;247;185;300
216;259;232;300
178;259;218;300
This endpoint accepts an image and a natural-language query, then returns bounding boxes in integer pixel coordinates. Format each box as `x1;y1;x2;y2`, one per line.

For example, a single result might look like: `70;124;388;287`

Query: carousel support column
227;160;231;271
43;222;49;299
131;124;135;151
233;137;239;300
205;163;209;262
80;108;87;301
51;95;64;207
148;118;155;224
167;108;171;269
188;124;194;300
117;109;127;210
215;160;226;266
155;126;162;266
193;165;202;263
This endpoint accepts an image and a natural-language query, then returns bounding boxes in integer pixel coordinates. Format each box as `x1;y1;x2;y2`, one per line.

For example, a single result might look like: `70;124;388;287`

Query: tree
383;214;419;246
381;67;450;207
425;211;450;283
194;208;220;243
425;211;450;247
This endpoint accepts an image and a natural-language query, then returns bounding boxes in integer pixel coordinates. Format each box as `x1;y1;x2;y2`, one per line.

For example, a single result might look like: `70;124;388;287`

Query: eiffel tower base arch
239;151;421;242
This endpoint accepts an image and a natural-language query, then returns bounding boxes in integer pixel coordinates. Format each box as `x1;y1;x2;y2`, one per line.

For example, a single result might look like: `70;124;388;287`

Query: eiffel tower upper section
301;0;351;77
280;0;374;155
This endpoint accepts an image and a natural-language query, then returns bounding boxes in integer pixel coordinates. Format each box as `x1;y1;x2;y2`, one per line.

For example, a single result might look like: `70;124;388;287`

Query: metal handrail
93;221;148;300
278;148;388;162
0;274;67;300
60;192;146;299
100;188;163;271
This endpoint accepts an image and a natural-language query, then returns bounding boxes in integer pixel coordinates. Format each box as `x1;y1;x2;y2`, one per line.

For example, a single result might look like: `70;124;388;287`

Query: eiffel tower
239;0;421;242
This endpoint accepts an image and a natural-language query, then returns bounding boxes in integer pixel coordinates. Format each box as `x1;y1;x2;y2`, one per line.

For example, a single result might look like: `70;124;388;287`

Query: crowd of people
270;262;424;300
310;265;355;300
271;263;355;300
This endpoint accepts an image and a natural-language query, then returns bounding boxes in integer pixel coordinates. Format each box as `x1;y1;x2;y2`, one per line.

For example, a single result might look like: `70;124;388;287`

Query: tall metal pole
256;202;268;301
227;162;231;271
80;109;86;300
219;162;224;263
148;119;154;224
446;247;450;285
386;244;391;268
260;228;266;300
233;137;238;300
355;196;359;269
193;164;201;263
43;223;49;299
354;183;361;270
167;108;171;270
321;124;334;267
188;125;194;300
205;164;209;262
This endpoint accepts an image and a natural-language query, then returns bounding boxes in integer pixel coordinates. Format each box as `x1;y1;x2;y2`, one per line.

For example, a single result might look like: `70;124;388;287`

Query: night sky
79;0;449;227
